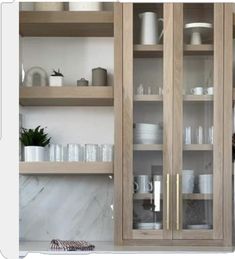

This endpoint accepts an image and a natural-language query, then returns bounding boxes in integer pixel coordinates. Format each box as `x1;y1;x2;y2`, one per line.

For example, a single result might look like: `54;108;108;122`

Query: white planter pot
24;146;45;162
34;2;64;11
49;76;63;87
69;2;102;11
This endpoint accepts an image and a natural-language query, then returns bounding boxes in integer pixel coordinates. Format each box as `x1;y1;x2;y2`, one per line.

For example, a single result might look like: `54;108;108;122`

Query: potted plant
49;69;64;87
20;126;51;162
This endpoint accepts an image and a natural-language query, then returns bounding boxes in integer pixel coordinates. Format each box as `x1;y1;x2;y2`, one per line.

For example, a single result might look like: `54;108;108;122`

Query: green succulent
20;126;51;147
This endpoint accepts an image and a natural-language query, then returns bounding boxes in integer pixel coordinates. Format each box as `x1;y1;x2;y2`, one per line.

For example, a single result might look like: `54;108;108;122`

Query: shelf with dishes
183;95;213;102
134;95;163;102
19;161;113;175
183;144;213;151
19;86;114;106
20;11;114;37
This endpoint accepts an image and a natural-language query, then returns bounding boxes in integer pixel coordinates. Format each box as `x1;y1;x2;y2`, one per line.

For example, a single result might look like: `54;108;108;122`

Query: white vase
69;2;102;11
24;146;45;162
34;2;64;11
49;76;63;87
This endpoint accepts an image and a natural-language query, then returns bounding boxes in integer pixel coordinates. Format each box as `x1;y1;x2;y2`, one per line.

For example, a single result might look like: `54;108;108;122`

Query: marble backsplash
20;175;114;241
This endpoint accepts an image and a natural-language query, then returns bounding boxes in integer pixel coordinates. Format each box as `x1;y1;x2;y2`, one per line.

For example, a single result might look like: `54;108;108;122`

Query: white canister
139;12;163;45
69;2;102;11
24;146;45;162
34;2;64;11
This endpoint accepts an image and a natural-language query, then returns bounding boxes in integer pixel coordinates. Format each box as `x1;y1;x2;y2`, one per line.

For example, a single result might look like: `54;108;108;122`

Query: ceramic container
77;78;89;86
69;2;102;11
204;87;213;95
49;76;63;87
92;67;107;86
182;170;194;194
34;2;64;11
139;12;163;45
199;174;213;194
24;146;45;162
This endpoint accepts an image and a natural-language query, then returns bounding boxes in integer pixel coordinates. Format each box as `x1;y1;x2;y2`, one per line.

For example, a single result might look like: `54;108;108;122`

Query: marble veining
20;175;114;241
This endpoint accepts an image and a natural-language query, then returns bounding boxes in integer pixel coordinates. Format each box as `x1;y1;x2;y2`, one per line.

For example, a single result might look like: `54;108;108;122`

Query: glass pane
182;4;214;230
132;3;164;231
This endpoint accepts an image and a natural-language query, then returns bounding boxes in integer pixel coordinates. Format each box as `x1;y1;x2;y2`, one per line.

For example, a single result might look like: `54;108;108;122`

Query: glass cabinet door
123;3;173;240
173;4;224;240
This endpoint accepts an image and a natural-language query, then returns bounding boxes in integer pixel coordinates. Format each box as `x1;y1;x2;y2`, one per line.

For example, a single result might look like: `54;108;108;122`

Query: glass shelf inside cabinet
181;3;214;231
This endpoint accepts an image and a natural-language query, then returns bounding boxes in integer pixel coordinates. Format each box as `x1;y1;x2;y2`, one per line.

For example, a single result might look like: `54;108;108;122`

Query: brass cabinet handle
176;173;180;230
166;173;170;230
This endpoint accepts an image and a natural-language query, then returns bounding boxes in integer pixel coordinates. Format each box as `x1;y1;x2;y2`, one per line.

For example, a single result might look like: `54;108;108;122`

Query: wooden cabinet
119;3;233;248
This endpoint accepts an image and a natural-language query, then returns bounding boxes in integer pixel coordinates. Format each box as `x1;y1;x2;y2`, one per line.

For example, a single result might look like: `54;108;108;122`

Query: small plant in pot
20;126;51;162
49;69;64;87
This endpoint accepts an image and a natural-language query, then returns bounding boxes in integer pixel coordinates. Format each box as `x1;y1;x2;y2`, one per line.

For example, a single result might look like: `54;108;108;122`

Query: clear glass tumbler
49;144;63;162
99;144;113;162
85;144;98;162
67;144;81;162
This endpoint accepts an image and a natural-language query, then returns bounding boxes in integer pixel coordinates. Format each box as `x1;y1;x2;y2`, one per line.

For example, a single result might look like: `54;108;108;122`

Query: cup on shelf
49;144;64;162
191;87;204;95
134;175;153;193
85;144;98;162
182;170;195;194
196;126;204;144
184;126;192;145
204;87;213;95
136;83;144;95
67;144;83;162
199;174;213;194
207;126;214;144
99;144;113;162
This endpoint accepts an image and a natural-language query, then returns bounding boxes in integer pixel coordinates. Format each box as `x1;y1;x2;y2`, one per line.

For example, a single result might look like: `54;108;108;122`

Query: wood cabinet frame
119;3;233;248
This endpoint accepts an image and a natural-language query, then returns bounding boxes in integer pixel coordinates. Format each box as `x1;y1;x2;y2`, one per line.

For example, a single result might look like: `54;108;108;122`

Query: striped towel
50;239;95;251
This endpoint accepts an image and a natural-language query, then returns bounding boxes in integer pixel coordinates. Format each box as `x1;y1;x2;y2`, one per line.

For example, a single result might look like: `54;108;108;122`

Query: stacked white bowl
133;123;163;144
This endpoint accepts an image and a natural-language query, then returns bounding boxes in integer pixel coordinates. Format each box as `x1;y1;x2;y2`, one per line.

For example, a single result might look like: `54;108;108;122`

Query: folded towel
50;239;95;251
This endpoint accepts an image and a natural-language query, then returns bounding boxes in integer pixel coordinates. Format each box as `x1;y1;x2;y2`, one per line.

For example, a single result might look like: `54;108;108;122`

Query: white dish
187;224;212;230
134;222;162;230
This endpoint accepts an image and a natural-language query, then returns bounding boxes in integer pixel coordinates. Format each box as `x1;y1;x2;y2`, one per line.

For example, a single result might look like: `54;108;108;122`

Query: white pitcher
139;12;163;45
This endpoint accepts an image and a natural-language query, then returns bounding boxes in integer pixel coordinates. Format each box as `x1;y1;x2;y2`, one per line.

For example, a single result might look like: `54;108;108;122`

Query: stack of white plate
134;123;163;144
187;224;212;230
134;222;162;230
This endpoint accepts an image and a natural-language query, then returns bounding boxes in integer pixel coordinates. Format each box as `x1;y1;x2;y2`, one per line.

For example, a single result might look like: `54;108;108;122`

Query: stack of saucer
134;123;163;144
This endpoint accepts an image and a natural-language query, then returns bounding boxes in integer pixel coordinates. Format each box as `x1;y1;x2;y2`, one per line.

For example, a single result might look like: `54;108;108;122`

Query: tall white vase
24;146;45;162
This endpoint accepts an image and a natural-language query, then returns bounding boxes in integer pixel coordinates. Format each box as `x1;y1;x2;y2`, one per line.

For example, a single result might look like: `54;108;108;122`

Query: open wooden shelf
184;144;213;151
134;95;163;102
19;86;114;106
133;44;163;58
183;95;213;102
19;161;113;175
133;144;163;151
20;11;114;37
184;45;213;55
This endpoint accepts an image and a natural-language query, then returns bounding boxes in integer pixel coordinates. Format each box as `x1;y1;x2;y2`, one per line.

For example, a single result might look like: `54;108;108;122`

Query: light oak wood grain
113;2;123;246
19;162;113;175
223;3;233;247
20;11;114;37
20;86;113;106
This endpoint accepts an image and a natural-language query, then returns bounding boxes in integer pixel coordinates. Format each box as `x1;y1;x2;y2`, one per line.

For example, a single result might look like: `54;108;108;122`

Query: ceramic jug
139;12;163;45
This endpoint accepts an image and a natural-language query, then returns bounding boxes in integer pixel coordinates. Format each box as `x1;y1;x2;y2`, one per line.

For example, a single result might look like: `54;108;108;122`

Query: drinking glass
49;144;63;162
196;126;203;144
85;144;98;162
184;126;192;144
67;144;82;162
99;144;113;162
208;126;214;144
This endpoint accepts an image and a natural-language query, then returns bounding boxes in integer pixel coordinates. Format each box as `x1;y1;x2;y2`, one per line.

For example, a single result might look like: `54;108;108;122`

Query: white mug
191;87;204;95
204;87;213;95
134;175;153;193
